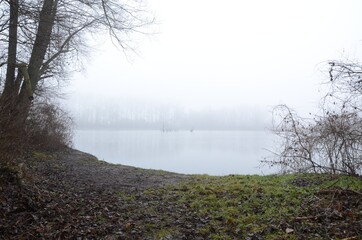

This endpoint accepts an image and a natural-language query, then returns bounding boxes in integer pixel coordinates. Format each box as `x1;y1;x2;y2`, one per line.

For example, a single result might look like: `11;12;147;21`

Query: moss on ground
142;173;361;239
32;151;54;160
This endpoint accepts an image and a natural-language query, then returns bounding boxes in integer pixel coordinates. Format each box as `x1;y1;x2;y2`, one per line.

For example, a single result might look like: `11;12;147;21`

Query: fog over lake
73;129;276;175
69;98;277;175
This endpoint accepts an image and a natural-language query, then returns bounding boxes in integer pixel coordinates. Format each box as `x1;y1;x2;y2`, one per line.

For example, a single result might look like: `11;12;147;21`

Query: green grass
175;175;304;238
150;173;361;239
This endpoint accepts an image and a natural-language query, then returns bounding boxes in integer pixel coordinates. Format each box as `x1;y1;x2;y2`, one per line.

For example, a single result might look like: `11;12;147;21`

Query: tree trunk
1;0;18;103
0;0;20;151
27;0;58;92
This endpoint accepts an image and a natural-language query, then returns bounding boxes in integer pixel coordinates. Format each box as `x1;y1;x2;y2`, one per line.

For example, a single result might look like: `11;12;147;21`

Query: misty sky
65;0;362;115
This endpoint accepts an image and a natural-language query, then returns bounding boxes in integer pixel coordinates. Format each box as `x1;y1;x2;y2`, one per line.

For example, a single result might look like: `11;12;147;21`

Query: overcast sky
66;0;362;115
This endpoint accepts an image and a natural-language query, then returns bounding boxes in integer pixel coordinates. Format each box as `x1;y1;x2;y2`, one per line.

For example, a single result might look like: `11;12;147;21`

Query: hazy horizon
68;95;270;131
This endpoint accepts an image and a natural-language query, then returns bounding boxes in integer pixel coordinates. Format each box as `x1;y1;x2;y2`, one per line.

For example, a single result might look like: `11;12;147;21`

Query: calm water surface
73;130;277;175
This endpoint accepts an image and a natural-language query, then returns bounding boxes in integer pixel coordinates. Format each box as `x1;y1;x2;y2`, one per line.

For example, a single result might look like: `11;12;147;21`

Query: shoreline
0;148;361;239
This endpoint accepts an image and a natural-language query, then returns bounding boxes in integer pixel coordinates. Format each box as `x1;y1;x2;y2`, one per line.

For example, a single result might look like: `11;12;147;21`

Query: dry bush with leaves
25;100;73;151
0;99;73;162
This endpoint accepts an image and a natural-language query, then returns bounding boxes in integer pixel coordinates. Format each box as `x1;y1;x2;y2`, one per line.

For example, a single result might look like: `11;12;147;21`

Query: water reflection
73;130;276;175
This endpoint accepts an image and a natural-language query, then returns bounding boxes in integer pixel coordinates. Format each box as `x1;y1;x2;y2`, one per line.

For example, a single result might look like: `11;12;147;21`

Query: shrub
268;105;362;176
25;100;73;151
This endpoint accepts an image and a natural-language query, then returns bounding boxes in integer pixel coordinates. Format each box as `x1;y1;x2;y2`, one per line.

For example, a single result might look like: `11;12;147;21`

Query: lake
73;130;278;175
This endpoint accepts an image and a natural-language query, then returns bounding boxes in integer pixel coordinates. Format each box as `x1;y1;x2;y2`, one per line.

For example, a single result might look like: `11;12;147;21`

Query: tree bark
1;0;19;102
27;0;58;91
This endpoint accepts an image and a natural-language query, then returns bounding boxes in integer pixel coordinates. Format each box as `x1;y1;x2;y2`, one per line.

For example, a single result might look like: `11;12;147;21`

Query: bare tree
0;0;153;155
266;59;362;176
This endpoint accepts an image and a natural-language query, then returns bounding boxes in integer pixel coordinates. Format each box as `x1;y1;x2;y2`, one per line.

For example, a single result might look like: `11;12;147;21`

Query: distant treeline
68;97;269;131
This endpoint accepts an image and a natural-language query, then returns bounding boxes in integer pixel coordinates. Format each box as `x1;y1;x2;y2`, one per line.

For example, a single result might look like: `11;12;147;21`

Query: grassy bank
137;174;362;239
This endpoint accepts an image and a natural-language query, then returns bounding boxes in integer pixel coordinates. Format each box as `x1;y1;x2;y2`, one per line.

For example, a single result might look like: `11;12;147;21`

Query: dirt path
1;149;201;239
32;148;189;192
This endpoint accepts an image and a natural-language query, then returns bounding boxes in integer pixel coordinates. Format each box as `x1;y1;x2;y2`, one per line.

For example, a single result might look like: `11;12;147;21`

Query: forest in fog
69;97;269;131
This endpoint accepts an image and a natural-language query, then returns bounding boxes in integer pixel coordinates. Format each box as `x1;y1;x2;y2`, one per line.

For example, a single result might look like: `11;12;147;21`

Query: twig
294;216;318;221
341;237;358;240
343;188;362;196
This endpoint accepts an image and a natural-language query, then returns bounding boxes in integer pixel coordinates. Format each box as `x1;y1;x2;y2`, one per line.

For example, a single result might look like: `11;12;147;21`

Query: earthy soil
0;149;198;239
0;148;361;239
